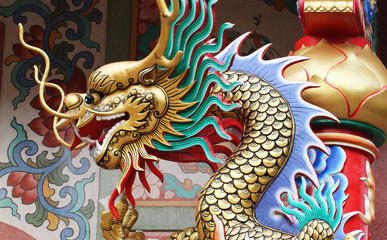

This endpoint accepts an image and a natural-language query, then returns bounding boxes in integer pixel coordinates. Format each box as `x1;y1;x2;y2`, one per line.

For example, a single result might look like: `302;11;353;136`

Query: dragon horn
18;23;82;120
142;0;183;68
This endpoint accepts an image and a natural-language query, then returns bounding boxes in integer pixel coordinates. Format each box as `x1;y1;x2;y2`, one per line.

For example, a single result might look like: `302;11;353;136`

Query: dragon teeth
73;117;126;158
72;122;82;139
93;147;101;158
96;113;125;121
81;137;95;145
95;141;102;154
102;120;125;146
91;119;126;158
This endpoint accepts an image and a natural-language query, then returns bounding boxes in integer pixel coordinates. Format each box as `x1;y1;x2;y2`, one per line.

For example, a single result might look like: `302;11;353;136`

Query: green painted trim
311;119;386;147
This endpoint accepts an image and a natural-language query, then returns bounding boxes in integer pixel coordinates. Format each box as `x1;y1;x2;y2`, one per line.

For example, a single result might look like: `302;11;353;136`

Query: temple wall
0;1;107;239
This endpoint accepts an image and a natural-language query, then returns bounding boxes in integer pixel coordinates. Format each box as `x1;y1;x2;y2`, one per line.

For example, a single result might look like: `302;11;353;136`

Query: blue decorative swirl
307;146;348;202
1;119;95;240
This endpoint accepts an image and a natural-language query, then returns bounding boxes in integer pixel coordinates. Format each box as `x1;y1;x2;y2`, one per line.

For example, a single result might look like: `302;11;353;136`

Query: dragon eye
84;92;102;105
85;94;95;104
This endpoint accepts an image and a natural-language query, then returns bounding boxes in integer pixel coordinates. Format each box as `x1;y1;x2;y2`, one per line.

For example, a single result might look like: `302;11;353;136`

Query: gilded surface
197;71;295;239
294;220;334;240
100;198;145;240
168;71;335;240
18;0;192;197
18;0;353;238
303;0;353;13
284;39;387;135
61;64;191;195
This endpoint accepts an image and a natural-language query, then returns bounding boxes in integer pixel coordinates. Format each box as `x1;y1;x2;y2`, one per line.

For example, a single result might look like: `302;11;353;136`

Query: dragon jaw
19;0;238;222
55;64;193;201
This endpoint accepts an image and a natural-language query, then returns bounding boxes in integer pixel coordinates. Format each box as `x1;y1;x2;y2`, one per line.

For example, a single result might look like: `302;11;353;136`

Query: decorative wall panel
0;1;107;239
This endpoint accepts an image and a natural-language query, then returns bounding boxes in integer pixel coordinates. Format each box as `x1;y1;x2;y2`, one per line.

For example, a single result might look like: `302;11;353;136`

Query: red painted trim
299;0;364;37
341;148;370;239
314;126;374;142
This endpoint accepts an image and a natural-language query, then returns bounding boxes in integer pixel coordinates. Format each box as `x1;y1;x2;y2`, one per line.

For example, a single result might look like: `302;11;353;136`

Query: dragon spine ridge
169;34;338;239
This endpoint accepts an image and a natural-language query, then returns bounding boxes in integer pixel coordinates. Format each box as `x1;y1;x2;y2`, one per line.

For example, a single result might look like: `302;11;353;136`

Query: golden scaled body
295;220;334;240
196;71;294;240
169;71;334;240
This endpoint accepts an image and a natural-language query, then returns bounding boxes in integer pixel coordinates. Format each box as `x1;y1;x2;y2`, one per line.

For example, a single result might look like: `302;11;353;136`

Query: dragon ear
139;64;158;85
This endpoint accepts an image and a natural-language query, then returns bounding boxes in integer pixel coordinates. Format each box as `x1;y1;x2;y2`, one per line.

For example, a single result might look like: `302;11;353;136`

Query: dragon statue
17;0;382;239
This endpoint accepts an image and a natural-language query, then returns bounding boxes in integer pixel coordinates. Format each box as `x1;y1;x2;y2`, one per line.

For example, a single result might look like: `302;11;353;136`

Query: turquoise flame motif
151;0;243;164
282;177;344;231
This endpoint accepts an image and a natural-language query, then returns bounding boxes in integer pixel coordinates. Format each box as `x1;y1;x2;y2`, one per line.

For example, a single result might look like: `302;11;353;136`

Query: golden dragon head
19;0;239;221
18;0;193;196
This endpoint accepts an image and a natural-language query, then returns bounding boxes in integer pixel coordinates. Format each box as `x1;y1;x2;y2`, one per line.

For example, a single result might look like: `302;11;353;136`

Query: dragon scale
169;71;334;240
199;70;295;239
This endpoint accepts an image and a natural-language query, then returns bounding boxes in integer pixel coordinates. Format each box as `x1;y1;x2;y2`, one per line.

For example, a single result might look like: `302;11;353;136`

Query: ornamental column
284;1;385;239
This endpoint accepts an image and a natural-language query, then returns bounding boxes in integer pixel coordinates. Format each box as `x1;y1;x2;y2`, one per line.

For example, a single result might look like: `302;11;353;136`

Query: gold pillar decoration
284;39;387;136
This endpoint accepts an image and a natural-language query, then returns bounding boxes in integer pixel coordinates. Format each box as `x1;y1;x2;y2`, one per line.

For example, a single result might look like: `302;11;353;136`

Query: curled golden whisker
19;23;87;149
18;23;83;120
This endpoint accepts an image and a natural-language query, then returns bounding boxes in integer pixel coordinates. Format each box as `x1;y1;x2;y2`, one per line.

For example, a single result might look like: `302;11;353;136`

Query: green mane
153;0;242;163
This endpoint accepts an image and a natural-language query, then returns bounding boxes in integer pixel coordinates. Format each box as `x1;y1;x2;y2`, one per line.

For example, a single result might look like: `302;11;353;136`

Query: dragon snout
64;93;84;110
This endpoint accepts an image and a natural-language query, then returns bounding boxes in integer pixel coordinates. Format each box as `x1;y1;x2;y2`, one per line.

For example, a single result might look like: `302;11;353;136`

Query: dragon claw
100;198;145;240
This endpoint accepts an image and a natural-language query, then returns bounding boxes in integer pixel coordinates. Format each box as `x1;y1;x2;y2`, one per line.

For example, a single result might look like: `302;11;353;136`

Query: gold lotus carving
284;39;387;135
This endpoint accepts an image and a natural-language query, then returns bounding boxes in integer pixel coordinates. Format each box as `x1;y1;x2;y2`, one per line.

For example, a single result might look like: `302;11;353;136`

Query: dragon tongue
93;141;103;158
81;137;97;146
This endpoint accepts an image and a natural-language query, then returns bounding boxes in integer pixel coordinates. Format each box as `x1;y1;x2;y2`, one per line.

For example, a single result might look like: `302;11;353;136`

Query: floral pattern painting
0;0;106;239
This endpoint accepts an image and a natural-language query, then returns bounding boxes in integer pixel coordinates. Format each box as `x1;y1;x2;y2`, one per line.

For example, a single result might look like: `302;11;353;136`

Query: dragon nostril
64;93;83;109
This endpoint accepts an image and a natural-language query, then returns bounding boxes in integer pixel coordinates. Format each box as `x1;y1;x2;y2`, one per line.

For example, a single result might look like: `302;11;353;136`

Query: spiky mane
110;0;243;218
116;68;193;198
145;0;241;164
143;71;194;147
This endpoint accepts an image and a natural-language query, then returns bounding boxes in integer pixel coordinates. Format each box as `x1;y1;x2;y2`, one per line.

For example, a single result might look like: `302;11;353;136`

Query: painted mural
0;1;106;239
